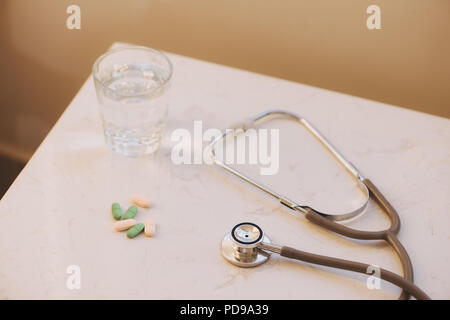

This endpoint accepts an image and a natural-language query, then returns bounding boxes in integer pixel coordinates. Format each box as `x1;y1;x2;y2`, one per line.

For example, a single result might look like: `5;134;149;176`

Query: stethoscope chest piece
221;222;272;267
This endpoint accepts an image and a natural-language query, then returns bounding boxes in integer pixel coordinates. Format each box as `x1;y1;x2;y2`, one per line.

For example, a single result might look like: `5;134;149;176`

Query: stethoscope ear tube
280;246;430;300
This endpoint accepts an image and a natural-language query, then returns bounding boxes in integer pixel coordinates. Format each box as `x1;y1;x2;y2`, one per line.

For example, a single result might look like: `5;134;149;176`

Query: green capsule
111;203;122;220
127;223;145;239
123;205;138;219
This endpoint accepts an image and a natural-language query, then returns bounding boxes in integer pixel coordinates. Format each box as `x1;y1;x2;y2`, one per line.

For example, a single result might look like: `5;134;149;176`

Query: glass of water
93;46;173;156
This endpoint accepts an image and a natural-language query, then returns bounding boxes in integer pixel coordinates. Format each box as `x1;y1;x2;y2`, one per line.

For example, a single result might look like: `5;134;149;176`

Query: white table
1;43;449;299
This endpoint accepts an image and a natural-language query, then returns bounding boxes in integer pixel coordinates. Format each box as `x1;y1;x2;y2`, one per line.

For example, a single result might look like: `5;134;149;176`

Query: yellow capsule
113;219;137;232
131;194;151;208
144;219;156;237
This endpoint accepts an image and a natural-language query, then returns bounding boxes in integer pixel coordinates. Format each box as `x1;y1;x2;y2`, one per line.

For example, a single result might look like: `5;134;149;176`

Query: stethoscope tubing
280;245;430;300
301;179;414;299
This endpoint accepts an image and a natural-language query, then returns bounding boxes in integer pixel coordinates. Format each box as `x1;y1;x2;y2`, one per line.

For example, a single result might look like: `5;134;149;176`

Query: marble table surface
1;43;449;299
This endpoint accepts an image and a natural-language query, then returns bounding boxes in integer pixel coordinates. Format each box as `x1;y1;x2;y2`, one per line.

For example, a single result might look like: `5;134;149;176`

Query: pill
113;219;137;232
123;205;138;219
127;223;145;239
144;219;156;237
111;203;122;220
130;194;151;208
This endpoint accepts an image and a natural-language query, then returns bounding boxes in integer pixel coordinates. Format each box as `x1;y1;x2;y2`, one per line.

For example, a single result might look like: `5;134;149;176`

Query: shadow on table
0;153;25;198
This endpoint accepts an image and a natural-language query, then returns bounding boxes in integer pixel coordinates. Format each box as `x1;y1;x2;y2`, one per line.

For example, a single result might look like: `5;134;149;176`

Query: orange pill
113;219;137;232
131;194;151;208
144;219;156;237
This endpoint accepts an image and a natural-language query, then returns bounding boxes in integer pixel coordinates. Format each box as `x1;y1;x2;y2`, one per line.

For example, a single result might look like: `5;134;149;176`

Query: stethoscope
209;110;430;300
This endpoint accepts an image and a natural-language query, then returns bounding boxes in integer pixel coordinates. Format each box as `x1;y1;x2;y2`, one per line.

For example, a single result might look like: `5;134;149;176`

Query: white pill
144;219;156;237
113;219;137;232
130;194;151;208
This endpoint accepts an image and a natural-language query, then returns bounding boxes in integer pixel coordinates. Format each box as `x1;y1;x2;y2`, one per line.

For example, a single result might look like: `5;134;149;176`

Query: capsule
123;205;138;219
111;203;122;220
127;223;145;239
130;194;151;208
113;219;137;232
144;219;156;237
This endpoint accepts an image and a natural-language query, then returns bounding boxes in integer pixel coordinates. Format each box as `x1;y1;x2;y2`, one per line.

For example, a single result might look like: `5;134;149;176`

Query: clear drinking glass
93;46;172;156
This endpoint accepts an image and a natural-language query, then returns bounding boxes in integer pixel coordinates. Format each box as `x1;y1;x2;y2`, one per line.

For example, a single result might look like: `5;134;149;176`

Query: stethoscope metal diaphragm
221;222;272;267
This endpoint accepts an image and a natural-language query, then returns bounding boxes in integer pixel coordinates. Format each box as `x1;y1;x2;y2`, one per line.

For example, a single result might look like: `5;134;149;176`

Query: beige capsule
130;194;151;208
144;219;156;237
113;219;137;232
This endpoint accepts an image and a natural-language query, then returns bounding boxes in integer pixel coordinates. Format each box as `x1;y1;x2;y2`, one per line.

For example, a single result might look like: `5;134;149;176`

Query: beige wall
1;0;449;161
